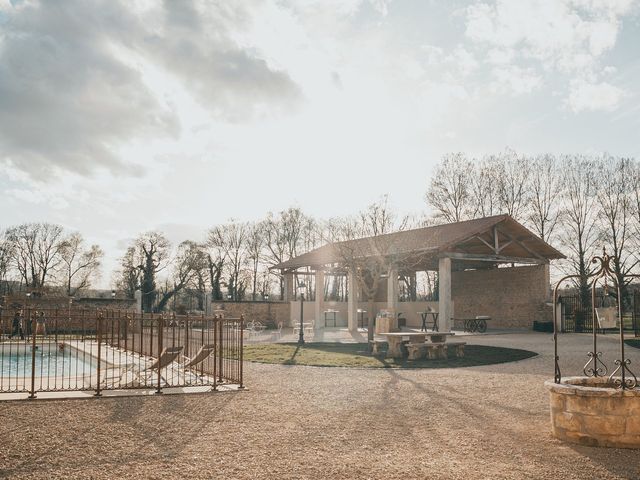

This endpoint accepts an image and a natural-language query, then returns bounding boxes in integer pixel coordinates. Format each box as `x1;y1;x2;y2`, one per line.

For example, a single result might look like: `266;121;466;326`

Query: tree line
115;196;416;313
0;197;414;312
2;149;634;313
0;223;103;296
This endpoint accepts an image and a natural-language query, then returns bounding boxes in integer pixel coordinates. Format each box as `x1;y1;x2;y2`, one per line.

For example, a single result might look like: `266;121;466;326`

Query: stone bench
369;340;388;355
406;342;427;360
403;341;467;360
446;341;467;358
425;343;446;360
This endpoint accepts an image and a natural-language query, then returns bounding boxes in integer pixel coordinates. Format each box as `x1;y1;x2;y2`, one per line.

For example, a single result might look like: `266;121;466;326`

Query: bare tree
336;235;397;348
122;232;171;312
156;241;204;312
494;149;531;222
6;223;65;289
596;155;635;306
262;208;312;299
560;155;600;309
470;156;500;218
333;199;420;348
116;246;142;299
58;233;104;296
245;222;264;300
209;220;247;301
528;154;564;243
0;230;14;294
425;153;474;223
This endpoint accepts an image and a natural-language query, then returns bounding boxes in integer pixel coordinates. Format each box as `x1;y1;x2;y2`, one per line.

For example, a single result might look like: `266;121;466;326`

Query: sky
1;0;640;287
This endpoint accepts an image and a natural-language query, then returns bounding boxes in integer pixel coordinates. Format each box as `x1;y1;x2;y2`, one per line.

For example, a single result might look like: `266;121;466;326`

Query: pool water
0;345;96;378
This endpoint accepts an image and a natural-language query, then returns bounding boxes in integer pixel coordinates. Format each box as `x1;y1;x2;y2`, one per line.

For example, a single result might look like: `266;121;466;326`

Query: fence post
124;315;128;352
218;317;223;383
156;315;164;394
149;313;154;358
239;314;244;389
28;311;37;399
94;313;102;397
213;316;218;391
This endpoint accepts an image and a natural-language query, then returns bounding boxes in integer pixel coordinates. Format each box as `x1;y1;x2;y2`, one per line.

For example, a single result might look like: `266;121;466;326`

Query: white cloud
0;0;301;180
486;48;515;65
566;79;625;112
491;65;543;95
464;0;637;109
421;44;478;77
464;0;637;72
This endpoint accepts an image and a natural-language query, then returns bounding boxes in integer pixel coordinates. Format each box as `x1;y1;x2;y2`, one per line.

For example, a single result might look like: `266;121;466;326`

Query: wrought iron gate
560;293;639;335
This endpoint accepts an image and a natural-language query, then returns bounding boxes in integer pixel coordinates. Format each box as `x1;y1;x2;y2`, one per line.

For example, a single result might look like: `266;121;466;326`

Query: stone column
204;292;212;315
438;257;452;332
134;289;142;314
348;269;359;331
387;266;398;313
283;273;294;301
314;270;325;330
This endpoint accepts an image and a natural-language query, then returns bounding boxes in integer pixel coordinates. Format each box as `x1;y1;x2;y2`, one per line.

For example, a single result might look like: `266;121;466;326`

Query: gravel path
1;332;639;479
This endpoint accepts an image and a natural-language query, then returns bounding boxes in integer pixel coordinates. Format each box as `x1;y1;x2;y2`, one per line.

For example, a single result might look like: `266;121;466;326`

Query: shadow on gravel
245;342;537;369
569;444;640;479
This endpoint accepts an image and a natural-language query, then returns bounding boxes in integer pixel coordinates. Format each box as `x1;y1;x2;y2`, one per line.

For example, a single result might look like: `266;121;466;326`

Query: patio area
1;332;639;479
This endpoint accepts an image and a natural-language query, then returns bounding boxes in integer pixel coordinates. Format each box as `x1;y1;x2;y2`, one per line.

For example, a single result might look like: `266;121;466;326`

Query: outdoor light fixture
111;290;116;298
297;281;306;346
264;294;269;301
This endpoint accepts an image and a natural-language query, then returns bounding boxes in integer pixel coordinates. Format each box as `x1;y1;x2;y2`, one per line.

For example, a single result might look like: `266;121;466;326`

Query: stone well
546;377;640;449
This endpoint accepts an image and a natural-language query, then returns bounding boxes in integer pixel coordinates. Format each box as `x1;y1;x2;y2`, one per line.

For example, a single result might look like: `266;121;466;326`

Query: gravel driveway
1;332;639;479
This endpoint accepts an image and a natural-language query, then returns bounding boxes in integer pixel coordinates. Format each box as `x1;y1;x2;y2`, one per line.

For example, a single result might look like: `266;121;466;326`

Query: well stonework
545;377;640;449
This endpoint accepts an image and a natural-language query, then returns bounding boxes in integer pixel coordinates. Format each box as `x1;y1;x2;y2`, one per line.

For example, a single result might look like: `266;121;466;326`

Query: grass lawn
625;338;640;349
243;342;537;368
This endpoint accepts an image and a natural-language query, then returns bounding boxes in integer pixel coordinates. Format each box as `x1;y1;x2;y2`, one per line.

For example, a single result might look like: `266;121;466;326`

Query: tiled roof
272;214;564;270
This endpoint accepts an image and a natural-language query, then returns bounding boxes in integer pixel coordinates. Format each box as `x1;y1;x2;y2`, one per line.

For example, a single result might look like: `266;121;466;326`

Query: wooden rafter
440;252;548;265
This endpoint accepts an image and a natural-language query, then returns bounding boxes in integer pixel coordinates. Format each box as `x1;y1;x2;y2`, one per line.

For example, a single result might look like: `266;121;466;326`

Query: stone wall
546;377;640;449
452;265;551;328
1;295;137;311
212;301;290;328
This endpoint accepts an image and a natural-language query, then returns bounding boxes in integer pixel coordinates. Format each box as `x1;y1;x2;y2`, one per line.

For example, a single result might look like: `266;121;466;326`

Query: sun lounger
116;346;185;388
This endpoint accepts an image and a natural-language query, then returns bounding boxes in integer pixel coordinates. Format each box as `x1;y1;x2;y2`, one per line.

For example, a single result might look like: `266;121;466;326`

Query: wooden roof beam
441;252;548;265
497;228;546;261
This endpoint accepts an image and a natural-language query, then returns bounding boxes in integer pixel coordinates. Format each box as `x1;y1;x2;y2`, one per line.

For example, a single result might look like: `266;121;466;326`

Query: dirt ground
1;332;639;480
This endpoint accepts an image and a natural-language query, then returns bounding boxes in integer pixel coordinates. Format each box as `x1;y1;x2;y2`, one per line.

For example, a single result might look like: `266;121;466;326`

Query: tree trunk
367;297;375;352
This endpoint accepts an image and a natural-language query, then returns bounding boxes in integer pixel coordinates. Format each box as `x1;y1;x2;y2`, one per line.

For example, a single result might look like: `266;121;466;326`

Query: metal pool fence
0;307;244;398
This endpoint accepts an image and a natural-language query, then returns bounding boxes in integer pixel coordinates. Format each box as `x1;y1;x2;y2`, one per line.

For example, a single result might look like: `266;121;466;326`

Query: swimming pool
0;344;96;378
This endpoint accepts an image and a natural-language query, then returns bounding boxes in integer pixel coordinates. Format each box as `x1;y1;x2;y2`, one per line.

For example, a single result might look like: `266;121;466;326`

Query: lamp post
25;292;31;336
298;282;306;346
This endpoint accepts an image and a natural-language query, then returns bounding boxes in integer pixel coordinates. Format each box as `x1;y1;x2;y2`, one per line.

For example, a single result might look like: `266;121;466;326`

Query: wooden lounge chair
183;343;216;369
117;346;185;388
172;343;217;385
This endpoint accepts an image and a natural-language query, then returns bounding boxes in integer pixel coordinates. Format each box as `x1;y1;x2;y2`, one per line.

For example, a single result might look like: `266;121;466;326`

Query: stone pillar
204;292;212;315
283;273;294;301
134;289;142;314
438;257;452;332
314;270;325;330
348;269;359;331
387;266;398;313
